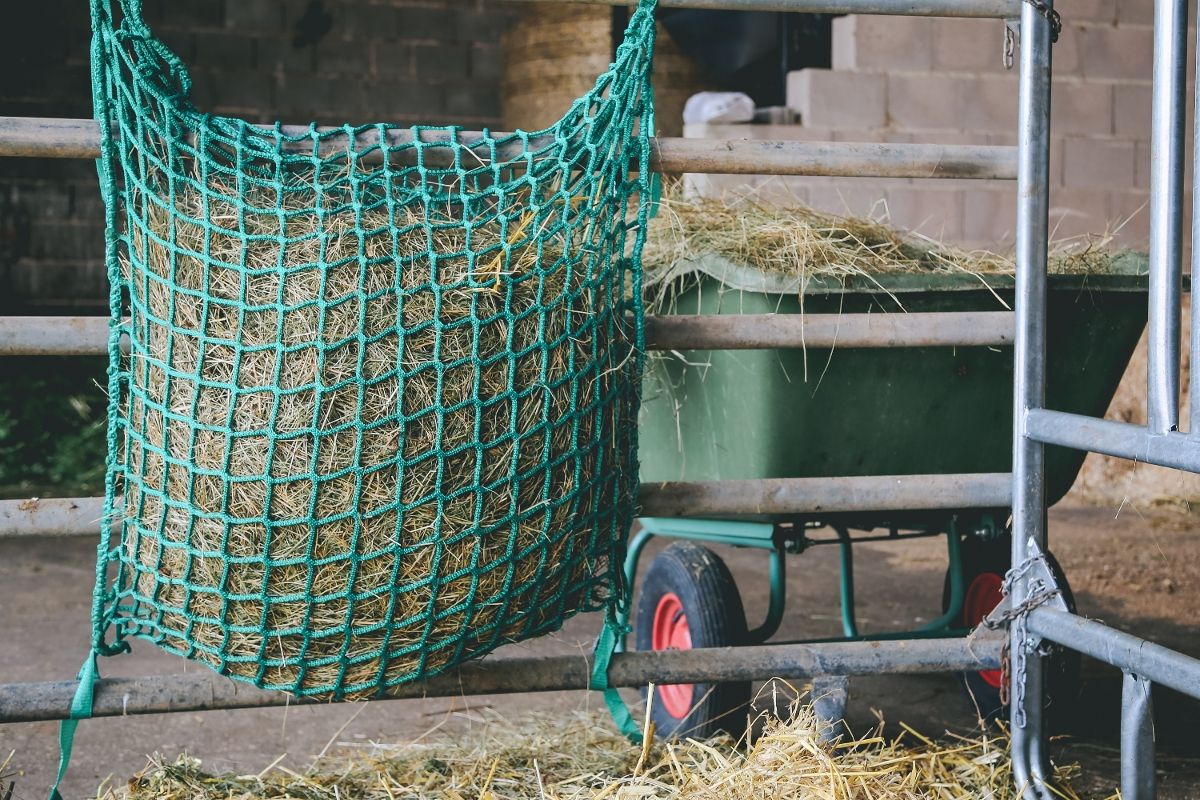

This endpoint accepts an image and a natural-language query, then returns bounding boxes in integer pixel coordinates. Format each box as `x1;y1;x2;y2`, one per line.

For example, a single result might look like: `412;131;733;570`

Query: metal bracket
811;675;851;744
1023;537;1070;614
1004;18;1020;70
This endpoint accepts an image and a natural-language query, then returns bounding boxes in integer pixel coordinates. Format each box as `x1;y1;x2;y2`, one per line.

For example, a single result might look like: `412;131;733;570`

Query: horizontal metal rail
1028;608;1200;700
646;311;1015;350
0;635;1002;724
639;472;1011;517
1024;408;1200;472
0;316;111;356
0;496;107;537
0;117;1018;180
2;473;1009;538
0;312;1016;357
517;0;1020;17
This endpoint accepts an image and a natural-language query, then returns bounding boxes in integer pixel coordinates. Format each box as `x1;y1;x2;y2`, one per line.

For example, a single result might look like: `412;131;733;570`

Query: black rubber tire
635;541;752;740
942;533;1082;728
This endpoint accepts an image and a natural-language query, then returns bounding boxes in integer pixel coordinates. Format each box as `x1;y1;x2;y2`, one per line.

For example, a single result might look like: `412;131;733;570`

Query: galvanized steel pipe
0;117;1018;179
0;312;1016;357
1029;608;1200;700
516;0;1020;17
1146;0;1189;434
0;636;1003;724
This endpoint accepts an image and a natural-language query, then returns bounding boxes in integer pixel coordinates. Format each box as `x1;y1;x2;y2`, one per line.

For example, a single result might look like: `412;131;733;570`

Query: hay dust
101;699;1111;800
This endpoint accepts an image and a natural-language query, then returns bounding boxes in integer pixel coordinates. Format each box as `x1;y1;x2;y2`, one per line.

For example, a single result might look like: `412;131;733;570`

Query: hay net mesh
86;0;656;699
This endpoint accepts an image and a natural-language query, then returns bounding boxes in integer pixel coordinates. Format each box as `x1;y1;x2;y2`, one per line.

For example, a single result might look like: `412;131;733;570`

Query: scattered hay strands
641;184;1128;293
103;699;1113;800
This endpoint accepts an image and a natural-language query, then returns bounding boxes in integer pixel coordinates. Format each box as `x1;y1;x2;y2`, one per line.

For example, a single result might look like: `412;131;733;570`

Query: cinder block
831;16;934;72
787;70;886;129
411;44;470;83
683;123;836;142
1048;187;1112;239
374;42;415;78
1134;139;1150;189
1115;0;1153;24
963;187;1017;246
1050;24;1082;75
930;19;1008;74
1059;0;1118;23
1063;137;1137;189
471;44;504;81
1051;80;1113;135
886;74;965;131
397;7;452;42
194;32;257;71
1113;82;1152;137
883;187;965;240
225;0;280;33
444;85;502;120
806;182;891;220
1110;190;1151;245
961;75;1019;132
1075;25;1153;80
316;39;372;75
256;38;317;73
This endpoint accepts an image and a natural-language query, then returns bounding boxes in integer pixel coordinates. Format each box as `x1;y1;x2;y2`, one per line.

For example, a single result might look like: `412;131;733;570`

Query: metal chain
980;553;1061;728
1003;1;1063;70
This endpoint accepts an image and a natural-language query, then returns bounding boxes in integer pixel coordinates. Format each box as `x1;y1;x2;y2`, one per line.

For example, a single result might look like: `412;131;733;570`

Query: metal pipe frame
1146;0;1190;434
514;0;1021;17
1121;672;1156;800
0;636;1002;724
0;312;1016;357
1025;408;1200;472
0;118;1017;179
1011;0;1054;795
1027;608;1200;699
1009;6;1200;798
645;311;1015;350
0;473;1011;538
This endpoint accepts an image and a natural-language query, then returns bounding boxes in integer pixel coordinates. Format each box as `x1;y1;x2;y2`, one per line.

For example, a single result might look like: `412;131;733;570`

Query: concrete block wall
685;0;1200;507
0;0;512;311
689;0;1180;252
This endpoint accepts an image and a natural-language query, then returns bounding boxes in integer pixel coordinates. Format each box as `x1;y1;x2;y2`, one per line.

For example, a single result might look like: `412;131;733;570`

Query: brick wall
0;0;513;311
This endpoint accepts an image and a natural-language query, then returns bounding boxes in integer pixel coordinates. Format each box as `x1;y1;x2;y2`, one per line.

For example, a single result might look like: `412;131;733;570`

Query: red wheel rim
964;572;1005;689
651;592;694;719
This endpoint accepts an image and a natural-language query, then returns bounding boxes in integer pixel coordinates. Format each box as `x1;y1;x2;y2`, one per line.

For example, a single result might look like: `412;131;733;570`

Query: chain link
979;552;1062;728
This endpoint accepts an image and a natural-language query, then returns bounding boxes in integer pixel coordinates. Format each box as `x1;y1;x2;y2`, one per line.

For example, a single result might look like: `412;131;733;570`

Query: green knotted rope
54;0;657;794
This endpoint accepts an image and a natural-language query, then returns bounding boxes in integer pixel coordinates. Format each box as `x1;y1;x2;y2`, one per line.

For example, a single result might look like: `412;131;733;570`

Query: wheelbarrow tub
638;255;1150;511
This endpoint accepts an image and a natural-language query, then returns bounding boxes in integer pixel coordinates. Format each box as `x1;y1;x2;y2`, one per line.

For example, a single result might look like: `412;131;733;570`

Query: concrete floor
2;504;1199;799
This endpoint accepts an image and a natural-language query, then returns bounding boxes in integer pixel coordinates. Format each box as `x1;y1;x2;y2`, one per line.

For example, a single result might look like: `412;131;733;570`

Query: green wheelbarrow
625;255;1150;739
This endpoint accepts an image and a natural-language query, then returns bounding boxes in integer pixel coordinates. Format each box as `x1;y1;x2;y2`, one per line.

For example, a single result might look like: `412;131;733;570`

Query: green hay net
63;0;655;752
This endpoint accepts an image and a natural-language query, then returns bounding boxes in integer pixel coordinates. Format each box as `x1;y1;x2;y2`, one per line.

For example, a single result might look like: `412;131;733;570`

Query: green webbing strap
48;654;99;800
590;617;642;743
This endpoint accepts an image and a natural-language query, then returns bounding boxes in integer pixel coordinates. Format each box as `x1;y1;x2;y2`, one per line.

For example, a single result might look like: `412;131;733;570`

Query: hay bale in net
117;176;637;698
83;0;654;706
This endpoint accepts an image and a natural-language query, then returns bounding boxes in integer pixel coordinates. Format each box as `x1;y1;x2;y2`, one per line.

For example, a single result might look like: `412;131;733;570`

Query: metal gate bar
1009;0;1200;794
0;117;1017;179
0;2;1092;797
0;635;1002;724
0;473;1012;539
0;312;1016;357
519;0;1020;16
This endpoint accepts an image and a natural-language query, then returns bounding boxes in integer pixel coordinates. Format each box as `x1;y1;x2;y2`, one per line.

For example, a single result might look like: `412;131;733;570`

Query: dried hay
123;179;623;697
641;185;1124;291
102;697;1110;800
